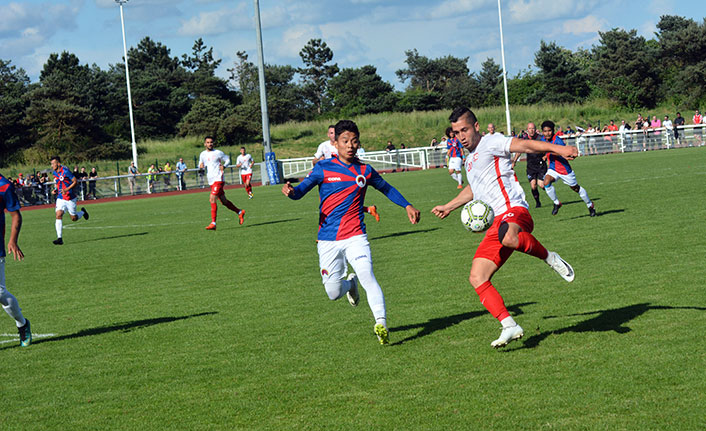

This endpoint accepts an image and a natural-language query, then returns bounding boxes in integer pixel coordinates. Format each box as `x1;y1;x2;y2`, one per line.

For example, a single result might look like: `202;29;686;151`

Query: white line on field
0;333;56;344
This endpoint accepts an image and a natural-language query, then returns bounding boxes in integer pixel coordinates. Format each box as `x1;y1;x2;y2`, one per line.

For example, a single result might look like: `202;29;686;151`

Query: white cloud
506;0;606;24
429;0;493;20
559;15;607;35
273;25;321;60
178;4;251;36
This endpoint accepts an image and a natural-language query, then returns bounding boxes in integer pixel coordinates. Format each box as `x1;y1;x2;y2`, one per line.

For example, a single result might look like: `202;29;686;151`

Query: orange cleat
206;223;216;230
457;184;463;189
238;210;245;225
367;205;380;222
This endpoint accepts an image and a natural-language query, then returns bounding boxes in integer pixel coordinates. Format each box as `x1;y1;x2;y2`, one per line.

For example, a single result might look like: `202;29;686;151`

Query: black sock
531;187;540;203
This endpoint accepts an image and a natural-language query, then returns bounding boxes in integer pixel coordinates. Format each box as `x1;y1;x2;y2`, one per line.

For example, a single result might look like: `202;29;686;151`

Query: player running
0;173;31;347
512;122;547;208
446;127;464;189
313;125;381;222
50;156;89;245
431;107;576;348
199;136;245;230
283;120;420;345
540;120;597;217
235;147;254;199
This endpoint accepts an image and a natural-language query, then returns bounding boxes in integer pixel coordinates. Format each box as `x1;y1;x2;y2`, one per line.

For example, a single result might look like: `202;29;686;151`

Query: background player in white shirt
432;107;577;349
198;136;245;230
235;147;254;199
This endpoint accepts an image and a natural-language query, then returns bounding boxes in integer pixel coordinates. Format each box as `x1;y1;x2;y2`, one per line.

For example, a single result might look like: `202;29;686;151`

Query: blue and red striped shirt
289;156;411;241
447;137;464;158
541;135;573;175
53;165;76;200
0;174;21;257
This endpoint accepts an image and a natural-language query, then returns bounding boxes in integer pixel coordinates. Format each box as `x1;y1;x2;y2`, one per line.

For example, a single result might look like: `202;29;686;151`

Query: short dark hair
50;156;61;163
541;120;555;131
334;120;359;140
240;146;246;150
445;127;454;138
448;107;478;125
204;136;214;141
328;125;335;130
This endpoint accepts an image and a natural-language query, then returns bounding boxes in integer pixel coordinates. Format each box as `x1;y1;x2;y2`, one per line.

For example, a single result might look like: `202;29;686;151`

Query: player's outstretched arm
431;185;474;219
510;138;577;160
7;210;24;261
406;205;420;224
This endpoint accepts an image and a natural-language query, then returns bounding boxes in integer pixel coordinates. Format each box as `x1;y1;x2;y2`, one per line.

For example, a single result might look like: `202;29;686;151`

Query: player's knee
323;280;344;301
468;271;487;290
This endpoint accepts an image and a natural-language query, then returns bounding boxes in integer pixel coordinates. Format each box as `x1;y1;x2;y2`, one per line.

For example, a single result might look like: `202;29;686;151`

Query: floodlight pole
497;0;512;135
116;0;138;169
253;0;279;184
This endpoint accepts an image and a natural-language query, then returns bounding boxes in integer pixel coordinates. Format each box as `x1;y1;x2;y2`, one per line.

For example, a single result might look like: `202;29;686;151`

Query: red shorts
210;181;225;196
240;173;252;184
474;206;534;268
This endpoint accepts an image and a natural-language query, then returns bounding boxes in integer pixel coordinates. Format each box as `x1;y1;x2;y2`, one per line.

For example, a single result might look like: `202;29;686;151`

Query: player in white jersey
431;107;577;349
235;147;254;199
198;136;245;230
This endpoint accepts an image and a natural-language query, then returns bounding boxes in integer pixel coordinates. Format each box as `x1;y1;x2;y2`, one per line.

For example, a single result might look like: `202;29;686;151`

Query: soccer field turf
2;148;705;430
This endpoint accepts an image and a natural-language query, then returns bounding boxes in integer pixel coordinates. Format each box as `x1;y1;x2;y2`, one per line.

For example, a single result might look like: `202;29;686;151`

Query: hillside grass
4;100;681;179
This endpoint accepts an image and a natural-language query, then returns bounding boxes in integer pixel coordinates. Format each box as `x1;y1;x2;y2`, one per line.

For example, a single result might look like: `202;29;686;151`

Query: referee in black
512;122;547;208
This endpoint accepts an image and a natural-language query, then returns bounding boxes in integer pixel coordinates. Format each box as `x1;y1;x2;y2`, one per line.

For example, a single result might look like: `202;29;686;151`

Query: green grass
2;147;705;430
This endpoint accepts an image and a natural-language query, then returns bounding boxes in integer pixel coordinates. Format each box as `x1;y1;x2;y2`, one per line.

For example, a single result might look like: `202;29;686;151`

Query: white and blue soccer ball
460;200;494;232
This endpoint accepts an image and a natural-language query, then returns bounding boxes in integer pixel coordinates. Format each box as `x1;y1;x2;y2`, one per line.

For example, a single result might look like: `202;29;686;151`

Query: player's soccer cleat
551;202;562;216
205;223;217;231
18;319;31;347
53;238;63;245
238;210;245;225
346;273;359;307
81;207;89;220
367;205;380;222
457;184;463;189
535;201;542;208
588;204;597;217
545;251;575;282
374;323;389;345
248;192;254;199
490;324;523;348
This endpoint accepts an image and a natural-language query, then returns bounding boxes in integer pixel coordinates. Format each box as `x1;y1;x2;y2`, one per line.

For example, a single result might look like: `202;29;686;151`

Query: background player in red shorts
432;107;577;348
198;136;245;230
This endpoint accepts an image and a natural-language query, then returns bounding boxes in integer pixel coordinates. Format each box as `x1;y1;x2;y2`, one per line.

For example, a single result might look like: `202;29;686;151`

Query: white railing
560;124;705;155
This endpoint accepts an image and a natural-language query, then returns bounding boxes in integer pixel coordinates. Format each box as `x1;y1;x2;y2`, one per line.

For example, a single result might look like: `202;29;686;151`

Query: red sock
210;202;217;222
475;281;510;321
517;232;549;260
223;199;240;213
246;184;252;194
363;206;369;213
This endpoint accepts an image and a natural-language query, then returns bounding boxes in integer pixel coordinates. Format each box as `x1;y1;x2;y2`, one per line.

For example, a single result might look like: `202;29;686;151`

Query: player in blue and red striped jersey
0;173;31;346
446;127;465;189
540;121;596;217
282;120;420;345
50;156;89;245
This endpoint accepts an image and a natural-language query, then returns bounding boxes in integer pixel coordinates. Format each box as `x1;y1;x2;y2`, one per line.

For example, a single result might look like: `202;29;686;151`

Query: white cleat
491;324;524;348
346;273;359;307
545;251;575;282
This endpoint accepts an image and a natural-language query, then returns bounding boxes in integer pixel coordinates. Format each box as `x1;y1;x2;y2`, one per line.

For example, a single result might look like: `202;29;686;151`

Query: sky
1;0;703;89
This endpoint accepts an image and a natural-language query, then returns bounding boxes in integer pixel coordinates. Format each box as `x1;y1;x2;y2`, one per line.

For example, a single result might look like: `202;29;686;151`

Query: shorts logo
354;255;367;261
321;269;329;276
502;212;514;220
355;175;366;188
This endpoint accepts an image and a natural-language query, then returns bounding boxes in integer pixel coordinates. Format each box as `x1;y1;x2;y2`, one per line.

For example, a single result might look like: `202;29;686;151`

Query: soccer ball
460;200;494;232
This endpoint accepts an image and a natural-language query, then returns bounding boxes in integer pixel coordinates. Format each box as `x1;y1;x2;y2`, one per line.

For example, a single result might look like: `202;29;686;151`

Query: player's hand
7;242;23;261
431;205;451;219
406;205;420;224
560;145;579;160
281;181;295;197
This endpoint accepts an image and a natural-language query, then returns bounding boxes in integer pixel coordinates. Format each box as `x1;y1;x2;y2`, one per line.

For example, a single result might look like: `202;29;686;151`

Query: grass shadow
70;232;149;244
369;227;440;241
516;303;706;349
390;302;535;346
244;218;301;228
1;312;218;350
561;208;626;220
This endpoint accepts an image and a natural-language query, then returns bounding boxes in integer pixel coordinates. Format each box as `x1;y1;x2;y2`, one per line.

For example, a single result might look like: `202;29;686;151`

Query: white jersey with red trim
236;154;253;175
464;133;528;215
199;149;229;185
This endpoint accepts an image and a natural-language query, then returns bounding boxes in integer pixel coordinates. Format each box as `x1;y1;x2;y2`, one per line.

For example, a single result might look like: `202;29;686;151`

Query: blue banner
265;152;280;185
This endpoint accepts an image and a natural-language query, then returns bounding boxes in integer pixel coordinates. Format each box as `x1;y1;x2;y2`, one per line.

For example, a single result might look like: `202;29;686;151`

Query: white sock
544;184;560;204
456;172;463;185
500;316;517;328
578;186;592;207
349;262;386;322
450;173;457;183
55;219;62;238
0;290;26;328
323;278;353;301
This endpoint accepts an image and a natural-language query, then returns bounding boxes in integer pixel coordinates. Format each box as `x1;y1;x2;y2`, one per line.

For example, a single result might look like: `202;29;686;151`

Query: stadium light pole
253;0;279;184
497;0;512;135
116;0;139;169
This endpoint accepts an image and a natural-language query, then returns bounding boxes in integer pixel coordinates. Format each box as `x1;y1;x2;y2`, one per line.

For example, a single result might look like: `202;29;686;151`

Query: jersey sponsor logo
355;174;366;188
473;153;479;162
326;176;342;182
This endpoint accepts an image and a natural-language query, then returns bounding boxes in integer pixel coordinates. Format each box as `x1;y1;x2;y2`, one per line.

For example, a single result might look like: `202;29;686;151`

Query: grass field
2;147;705;430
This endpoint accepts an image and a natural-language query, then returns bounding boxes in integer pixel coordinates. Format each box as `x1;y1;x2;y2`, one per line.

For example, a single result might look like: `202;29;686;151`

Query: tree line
0;15;704;166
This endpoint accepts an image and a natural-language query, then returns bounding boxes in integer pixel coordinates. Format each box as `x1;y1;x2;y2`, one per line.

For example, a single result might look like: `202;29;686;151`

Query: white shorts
56;197;78;215
317;234;372;284
448;157;463;171
545;169;578;187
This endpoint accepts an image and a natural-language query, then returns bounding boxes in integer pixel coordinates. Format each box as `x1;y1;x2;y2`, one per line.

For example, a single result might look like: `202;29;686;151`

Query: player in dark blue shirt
0;173;31;347
283;120;420;345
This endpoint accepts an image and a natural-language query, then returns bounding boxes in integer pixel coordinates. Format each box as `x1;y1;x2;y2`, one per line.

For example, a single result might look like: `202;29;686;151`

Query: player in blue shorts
51;156;90;244
282;120;420;345
0;173;31;347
